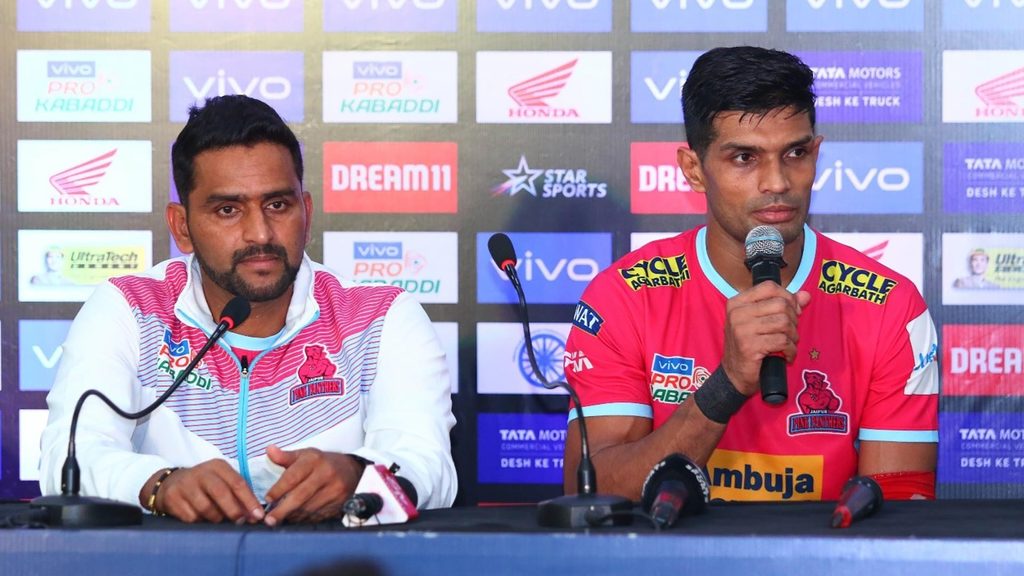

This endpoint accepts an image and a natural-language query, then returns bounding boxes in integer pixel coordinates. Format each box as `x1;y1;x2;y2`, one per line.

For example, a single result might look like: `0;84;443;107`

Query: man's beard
195;243;300;303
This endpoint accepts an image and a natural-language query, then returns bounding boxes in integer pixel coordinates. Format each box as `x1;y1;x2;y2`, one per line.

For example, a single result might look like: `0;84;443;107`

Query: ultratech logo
493;155;607;198
619;253;689;291
706;449;822;501
788;370;849;435
156;330;211;391
649;353;709;405
818;259;897;304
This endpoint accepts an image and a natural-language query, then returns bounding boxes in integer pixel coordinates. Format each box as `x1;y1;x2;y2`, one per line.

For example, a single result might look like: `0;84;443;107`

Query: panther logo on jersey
290;345;345;405
787;370;849;435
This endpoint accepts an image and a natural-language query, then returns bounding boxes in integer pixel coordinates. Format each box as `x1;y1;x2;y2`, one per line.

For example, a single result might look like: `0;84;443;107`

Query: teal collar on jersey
221;327;285;352
696;223;817;299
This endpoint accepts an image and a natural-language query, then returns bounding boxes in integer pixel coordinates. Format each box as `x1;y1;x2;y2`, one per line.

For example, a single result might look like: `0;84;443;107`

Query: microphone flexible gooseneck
487;233;632;528
744;225;789;405
31;296;251;527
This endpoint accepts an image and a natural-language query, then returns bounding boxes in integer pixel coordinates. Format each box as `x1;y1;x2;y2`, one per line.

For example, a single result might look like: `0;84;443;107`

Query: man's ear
302;191;313;246
677;146;706;194
166;202;194;254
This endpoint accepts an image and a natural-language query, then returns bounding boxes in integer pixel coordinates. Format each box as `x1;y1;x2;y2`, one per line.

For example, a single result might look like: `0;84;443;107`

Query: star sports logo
975;67;1024;107
50;149;115;197
508;59;577;111
492;155;608;199
494;156;542;196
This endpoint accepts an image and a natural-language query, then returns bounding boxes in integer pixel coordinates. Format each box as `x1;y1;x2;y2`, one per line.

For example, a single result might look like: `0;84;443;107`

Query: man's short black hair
171;95;303;207
682;46;816;158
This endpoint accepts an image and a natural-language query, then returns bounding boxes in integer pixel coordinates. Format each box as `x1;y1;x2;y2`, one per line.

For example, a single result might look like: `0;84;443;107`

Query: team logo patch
155;330;211;391
571;300;604;336
290;345;345;405
818;259;897;305
649;353;709;405
619;253;689;291
788;370;849;435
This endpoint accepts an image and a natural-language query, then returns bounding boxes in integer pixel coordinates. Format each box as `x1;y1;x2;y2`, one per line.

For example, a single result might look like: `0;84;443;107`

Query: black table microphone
744;225;789;405
31;296;250;527
831;475;883;528
640;453;710;529
487;233;632;528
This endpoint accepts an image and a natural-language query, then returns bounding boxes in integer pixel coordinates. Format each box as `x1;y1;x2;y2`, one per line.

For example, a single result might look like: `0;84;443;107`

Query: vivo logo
36;0;137;7
340;0;445;7
813;161;910;192
644;70;687;101
496;0;599;8
188;0;291;8
33;345;63;369
649;0;753;9
354;242;403;259
500;252;599;282
962;0;1024;6
353;61;402;80
183;70;292;100
806;0;910;7
47;61;95;78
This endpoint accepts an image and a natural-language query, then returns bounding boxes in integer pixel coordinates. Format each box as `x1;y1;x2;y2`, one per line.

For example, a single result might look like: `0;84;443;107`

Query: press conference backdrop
1;0;1022;505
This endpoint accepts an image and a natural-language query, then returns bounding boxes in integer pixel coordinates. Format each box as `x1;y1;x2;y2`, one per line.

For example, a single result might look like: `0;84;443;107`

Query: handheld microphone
487;233;632;528
744;225;789;405
31;296;251;527
342;464;419;527
640;454;710;529
831;475;883;529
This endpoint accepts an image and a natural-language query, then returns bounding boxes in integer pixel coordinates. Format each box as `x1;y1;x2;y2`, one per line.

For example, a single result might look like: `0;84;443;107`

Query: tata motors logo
477;412;566;484
944;0;1024;31
18;0;150;32
477;232;610;304
325;0;456;32
323;142;457;213
944;51;1024;123
169;51;304;122
476;52;612;124
943;324;1024;396
18;229;152;302
630;52;700;124
18;140;152;213
476;323;572;395
478;0;611;32
17;50;151;122
322;231;458;303
632;0;766;32
169;0;302;32
631;142;705;214
492;155;608;199
809;142;922;214
798;51;922;123
323;52;457;123
787;0;921;32
944;143;1024;213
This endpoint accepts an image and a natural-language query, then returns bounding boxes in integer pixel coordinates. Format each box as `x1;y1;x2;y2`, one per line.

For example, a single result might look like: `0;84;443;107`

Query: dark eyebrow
202;189;297;207
717;134;815;154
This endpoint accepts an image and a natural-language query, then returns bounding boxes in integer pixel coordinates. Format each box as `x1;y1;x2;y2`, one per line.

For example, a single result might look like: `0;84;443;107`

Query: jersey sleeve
564;267;652;422
858;286;939;444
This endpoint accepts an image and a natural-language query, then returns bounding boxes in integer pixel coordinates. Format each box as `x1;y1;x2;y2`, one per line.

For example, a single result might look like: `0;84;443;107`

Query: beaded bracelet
145;467;181;516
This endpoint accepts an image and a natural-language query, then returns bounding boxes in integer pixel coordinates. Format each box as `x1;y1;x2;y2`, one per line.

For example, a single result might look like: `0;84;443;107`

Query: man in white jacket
40;95;457;525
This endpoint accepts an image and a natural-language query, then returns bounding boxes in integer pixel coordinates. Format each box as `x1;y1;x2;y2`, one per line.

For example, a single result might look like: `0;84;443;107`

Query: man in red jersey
563;47;938;502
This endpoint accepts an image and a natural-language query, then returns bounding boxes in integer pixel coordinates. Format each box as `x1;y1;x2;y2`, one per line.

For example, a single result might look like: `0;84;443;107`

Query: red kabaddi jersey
565;226;939;501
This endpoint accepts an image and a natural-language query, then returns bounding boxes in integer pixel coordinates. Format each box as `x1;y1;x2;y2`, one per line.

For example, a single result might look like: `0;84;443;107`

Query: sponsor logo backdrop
0;1;1019;503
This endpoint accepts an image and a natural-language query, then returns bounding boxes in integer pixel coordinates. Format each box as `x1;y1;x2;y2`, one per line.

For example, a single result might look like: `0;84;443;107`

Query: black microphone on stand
744;225;789;405
831;475;883;528
487;233;632;528
31;296;251;527
640;453;710;530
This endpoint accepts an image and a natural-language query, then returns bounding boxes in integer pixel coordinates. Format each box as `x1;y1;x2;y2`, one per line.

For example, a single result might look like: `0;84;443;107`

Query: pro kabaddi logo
788;370;849;436
818;259;897;305
290;345;345;405
156;330;212;391
619;253;689;291
649;353;710;405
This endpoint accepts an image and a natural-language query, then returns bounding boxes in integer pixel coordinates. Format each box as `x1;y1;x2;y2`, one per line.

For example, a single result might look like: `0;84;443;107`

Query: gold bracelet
145;467;180;516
